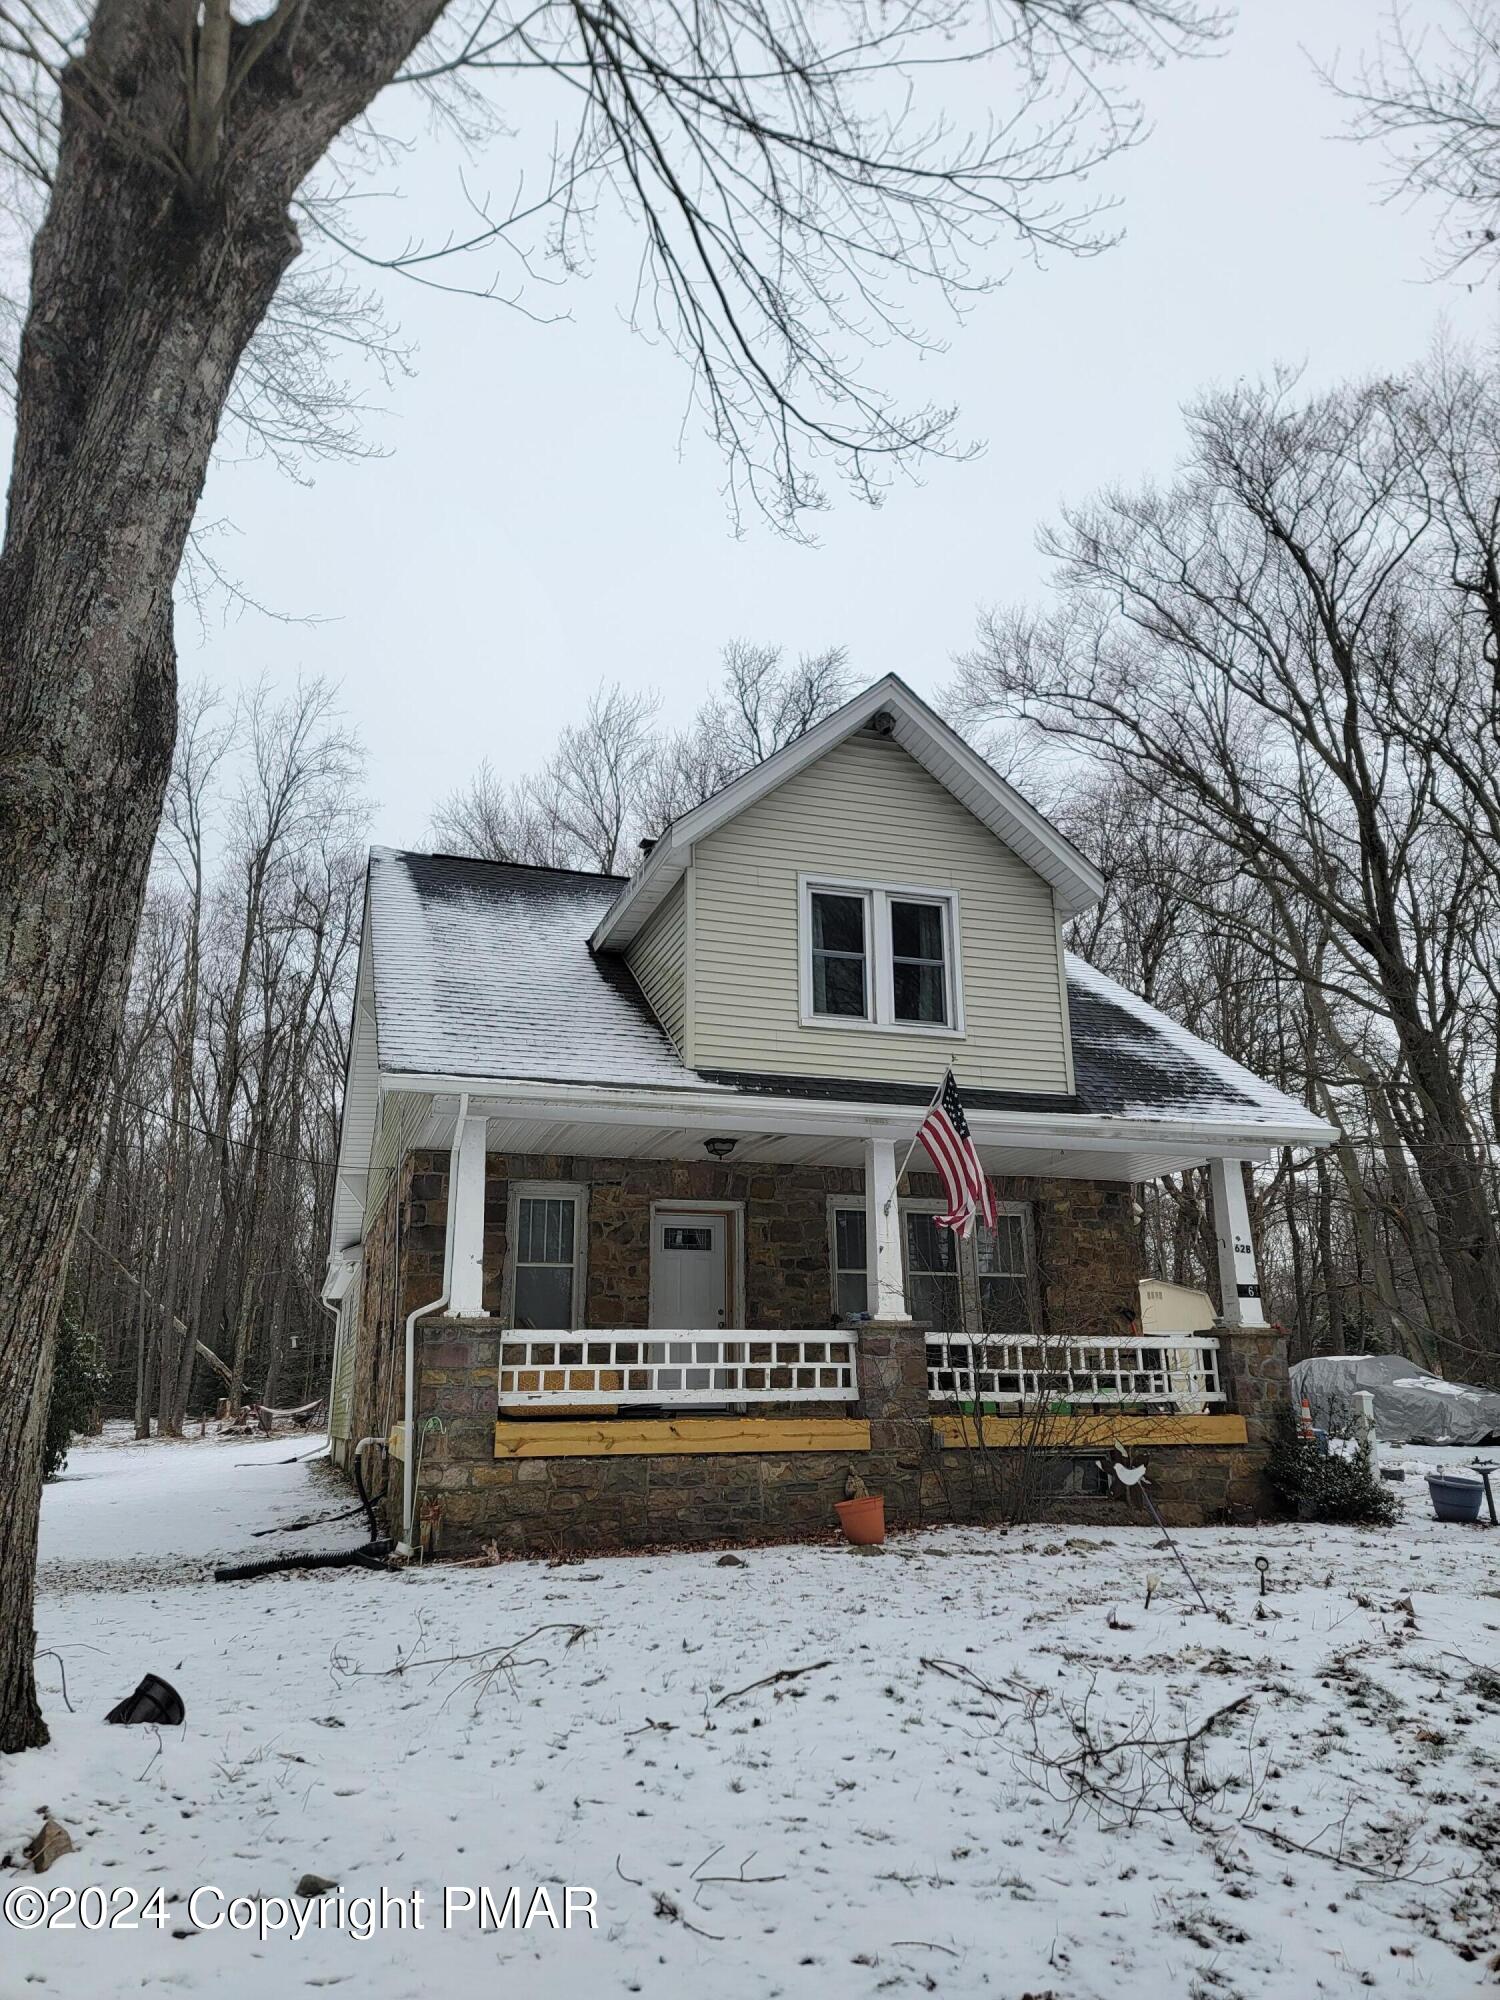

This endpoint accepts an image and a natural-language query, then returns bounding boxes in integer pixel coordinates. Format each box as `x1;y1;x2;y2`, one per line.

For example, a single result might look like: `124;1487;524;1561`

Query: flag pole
884;1070;950;1216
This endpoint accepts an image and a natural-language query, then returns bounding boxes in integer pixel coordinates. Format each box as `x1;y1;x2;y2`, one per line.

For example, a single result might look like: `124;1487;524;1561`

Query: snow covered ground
4;1425;1500;1999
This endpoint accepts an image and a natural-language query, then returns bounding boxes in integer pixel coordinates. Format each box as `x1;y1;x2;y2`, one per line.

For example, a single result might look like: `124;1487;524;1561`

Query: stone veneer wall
394;1152;1141;1340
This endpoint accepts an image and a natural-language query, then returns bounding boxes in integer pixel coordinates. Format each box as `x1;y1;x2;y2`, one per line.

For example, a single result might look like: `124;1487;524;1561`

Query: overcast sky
180;0;1497;849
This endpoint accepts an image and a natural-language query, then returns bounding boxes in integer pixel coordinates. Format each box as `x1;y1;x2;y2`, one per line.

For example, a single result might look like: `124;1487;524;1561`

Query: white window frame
827;1196;1035;1335
502;1181;589;1331
798;874;963;1035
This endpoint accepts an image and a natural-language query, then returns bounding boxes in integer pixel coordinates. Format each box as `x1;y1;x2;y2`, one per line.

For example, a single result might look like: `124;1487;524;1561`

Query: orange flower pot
835;1495;886;1545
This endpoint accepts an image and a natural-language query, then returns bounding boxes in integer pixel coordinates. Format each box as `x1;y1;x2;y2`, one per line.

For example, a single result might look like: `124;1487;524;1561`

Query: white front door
651;1211;729;1330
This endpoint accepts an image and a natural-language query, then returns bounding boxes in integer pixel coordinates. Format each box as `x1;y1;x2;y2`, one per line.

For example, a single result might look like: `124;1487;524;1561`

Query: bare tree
0;0;1219;1751
955;354;1500;1381
1326;3;1500;278
431;639;852;865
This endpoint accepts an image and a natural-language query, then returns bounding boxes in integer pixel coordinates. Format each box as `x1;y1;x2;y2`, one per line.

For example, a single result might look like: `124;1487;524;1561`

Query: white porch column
448;1114;491;1317
864;1137;910;1321
1208;1155;1267;1328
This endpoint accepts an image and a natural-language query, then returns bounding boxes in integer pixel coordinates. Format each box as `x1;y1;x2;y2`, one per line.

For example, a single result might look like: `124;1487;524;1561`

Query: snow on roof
1064;954;1328;1131
368;848;698;1090
364;846;1332;1139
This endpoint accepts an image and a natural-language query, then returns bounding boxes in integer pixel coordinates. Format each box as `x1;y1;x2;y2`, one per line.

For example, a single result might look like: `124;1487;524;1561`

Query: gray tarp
1290;1353;1500;1446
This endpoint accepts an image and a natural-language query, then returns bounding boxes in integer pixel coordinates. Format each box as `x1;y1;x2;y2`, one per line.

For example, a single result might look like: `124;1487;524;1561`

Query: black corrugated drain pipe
214;1435;393;1584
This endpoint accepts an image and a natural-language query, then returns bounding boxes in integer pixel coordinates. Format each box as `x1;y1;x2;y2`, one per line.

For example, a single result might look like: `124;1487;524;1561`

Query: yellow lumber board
494;1416;872;1459
931;1413;1248;1450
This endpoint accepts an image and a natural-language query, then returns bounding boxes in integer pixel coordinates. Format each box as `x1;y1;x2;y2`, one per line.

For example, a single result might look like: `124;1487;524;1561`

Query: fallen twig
34;1649;74;1714
715;1659;831;1707
920;1657;1025;1705
653;1890;722;1939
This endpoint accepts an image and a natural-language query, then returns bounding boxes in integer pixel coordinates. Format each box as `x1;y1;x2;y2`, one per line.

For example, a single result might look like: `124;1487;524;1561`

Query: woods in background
71;679;365;1435
958;346;1500;1385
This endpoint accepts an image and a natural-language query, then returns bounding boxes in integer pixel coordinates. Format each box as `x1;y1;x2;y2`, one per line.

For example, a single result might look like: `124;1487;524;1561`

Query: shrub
43;1310;108;1481
1266;1405;1398;1526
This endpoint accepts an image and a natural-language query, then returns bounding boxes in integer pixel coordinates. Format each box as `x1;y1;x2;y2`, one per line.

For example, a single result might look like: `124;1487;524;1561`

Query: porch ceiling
411;1100;1251;1182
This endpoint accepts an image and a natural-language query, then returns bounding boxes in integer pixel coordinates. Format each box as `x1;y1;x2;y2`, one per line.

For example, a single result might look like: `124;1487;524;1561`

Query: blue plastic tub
1427;1473;1484;1524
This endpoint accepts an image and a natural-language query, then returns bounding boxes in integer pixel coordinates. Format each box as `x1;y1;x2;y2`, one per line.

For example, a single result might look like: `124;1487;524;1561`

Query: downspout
398;1090;469;1555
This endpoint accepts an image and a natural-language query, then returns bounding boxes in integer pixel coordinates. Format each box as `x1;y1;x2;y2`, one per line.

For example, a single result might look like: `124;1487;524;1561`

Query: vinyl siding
626;876;687;1054
329;1281;360;1442
689;732;1071;1090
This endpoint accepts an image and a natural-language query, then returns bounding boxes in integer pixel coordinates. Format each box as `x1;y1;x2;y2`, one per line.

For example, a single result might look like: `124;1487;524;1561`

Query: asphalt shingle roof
367;847;1322;1132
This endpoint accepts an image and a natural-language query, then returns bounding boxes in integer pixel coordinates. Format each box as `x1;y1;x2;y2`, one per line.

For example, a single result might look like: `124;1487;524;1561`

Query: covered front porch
346;1077;1291;1551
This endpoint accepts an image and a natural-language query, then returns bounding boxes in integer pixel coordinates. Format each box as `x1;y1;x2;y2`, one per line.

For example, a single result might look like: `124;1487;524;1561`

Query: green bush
1266;1405;1398;1526
43;1310;108;1481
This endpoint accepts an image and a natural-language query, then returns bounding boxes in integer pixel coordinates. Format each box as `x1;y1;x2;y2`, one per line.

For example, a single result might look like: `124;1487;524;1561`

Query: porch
352;1085;1287;1550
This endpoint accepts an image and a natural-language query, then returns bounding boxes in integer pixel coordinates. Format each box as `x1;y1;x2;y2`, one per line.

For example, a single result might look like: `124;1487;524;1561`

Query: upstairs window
810;890;870;1019
800;878;961;1032
891;899;947;1025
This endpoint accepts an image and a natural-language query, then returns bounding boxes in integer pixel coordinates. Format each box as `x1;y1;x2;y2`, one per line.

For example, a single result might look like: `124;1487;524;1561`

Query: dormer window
799;876;962;1034
891;899;947;1025
810;890;870;1018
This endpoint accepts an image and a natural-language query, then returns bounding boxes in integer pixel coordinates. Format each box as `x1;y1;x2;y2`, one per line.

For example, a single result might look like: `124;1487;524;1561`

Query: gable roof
363;847;1333;1142
590;673;1105;950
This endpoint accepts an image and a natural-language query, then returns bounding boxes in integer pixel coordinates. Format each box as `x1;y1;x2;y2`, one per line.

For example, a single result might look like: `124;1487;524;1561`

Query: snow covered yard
4;1430;1500;1999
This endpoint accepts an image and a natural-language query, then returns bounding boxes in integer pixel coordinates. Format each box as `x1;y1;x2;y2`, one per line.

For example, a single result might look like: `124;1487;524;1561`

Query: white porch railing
498;1331;858;1406
926;1334;1223;1409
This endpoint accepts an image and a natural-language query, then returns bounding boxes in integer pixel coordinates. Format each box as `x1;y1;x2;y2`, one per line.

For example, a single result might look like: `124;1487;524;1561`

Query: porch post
864;1137;910;1321
448;1114;490;1317
1208;1155;1266;1329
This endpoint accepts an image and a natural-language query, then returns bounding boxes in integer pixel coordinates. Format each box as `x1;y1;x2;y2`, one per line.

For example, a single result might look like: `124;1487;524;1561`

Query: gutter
397;1089;468;1556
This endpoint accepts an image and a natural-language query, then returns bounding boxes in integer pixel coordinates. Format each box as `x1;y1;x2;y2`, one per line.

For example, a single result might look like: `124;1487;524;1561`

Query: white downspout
398;1090;469;1555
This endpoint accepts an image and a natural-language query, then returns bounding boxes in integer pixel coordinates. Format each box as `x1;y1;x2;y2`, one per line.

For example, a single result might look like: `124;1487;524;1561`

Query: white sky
178;0;1498;848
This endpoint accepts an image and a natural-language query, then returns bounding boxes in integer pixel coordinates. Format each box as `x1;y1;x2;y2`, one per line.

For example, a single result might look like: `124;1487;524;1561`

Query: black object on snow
106;1673;185;1726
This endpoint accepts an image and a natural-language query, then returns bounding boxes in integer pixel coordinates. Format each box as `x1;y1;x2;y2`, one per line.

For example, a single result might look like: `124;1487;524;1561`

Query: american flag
918;1070;997;1239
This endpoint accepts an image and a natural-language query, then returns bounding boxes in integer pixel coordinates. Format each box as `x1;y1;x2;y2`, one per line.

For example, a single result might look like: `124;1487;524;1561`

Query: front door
651;1210;730;1330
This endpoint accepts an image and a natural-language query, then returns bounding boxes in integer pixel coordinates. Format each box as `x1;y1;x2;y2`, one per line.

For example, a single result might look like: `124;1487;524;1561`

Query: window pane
978;1273;1031;1341
891;900;946;1024
663;1226;713;1251
520;1198;574;1267
905;1212;960;1331
836;1270;869;1317
976;1214;1025;1277
814;951;867;1017
812;892;865;955
514;1264;574;1330
833;1208;868;1317
891;900;943;961
893;960;946;1024
834;1208;867;1274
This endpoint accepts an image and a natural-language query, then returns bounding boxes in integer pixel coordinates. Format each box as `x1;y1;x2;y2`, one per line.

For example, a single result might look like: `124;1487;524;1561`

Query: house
323;676;1336;1553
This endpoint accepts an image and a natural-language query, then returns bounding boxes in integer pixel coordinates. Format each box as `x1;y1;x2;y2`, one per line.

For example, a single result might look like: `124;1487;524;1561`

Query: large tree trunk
0;0;444;1755
0;172;293;1753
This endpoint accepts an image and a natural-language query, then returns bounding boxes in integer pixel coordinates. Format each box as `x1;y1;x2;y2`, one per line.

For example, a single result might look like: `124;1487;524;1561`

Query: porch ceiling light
703;1136;737;1160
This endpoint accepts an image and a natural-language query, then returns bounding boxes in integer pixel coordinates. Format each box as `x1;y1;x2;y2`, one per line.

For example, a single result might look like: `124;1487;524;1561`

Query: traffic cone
1298;1396;1316;1440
